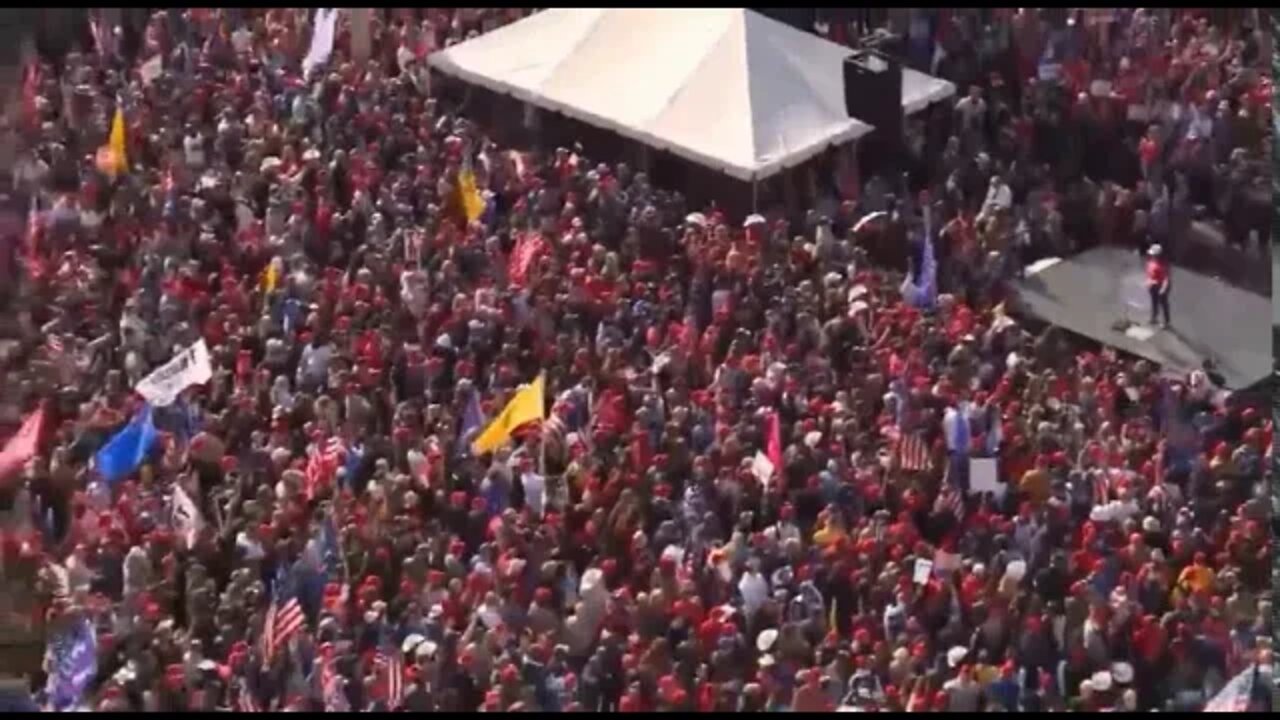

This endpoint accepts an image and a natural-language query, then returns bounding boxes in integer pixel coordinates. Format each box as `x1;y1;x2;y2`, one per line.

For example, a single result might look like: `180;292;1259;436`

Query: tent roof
431;8;920;181
902;66;957;115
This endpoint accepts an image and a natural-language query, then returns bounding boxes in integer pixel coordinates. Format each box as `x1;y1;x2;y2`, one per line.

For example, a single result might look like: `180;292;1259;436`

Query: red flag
766;412;783;472
21;61;40;131
0;405;46;486
23;196;47;281
508;232;548;287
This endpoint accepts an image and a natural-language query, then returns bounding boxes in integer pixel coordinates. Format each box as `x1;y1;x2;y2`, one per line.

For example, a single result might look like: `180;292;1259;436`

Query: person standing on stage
1145;244;1171;328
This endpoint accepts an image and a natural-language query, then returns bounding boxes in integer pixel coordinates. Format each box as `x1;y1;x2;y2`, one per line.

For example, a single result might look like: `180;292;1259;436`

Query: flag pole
538;373;548;478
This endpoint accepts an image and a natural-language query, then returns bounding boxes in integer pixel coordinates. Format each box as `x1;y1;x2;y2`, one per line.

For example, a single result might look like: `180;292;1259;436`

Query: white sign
135;339;213;406
171;484;204;550
912;558;934;585
968;458;1004;500
140;55;163;86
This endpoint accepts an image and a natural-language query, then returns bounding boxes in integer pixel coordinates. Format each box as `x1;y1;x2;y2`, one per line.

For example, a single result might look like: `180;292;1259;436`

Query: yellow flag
457;153;485;224
472;375;546;455
108;105;128;174
262;258;281;294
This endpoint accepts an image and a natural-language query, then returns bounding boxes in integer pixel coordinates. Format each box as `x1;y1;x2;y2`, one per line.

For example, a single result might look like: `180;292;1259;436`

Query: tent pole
752;179;759;213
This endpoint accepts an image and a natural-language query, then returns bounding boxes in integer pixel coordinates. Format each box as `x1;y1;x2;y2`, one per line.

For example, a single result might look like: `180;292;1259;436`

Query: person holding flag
471;374;546;456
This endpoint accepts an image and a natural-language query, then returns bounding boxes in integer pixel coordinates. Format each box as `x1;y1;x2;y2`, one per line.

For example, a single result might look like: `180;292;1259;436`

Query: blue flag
456;389;485;457
46;616;97;711
94;405;158;484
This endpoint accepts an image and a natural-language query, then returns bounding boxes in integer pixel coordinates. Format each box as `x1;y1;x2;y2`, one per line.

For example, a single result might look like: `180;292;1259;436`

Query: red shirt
1145;259;1168;288
1138;137;1159;168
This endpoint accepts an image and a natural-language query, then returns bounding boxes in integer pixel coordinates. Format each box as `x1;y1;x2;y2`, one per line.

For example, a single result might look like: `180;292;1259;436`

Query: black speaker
843;50;905;160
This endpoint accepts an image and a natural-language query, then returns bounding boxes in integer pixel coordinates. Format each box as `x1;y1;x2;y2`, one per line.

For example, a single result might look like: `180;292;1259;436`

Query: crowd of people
0;7;1271;713
836;8;1272;293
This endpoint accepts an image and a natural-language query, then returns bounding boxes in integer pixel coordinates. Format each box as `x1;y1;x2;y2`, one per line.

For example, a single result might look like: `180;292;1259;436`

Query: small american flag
934;484;965;522
46;335;65;358
1091;472;1110;507
897;433;932;472
236;679;262;713
321;657;349;711
262;567;305;665
375;643;405;710
305;436;345;498
542;413;567;466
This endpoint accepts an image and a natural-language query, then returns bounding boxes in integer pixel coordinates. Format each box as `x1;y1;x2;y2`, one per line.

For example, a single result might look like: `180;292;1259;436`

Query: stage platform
1011;246;1270;391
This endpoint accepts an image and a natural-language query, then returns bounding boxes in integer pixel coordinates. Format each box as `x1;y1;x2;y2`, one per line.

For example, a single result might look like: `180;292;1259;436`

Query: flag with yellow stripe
472;374;546;455
457;151;486;225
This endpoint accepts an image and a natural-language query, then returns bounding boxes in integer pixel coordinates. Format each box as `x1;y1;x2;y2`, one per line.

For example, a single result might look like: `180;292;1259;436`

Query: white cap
685;212;707;227
1112;662;1134;685
1092;670;1113;692
1147;244;1162;256
947;646;969;667
756;628;779;652
402;633;426;654
743;214;767;228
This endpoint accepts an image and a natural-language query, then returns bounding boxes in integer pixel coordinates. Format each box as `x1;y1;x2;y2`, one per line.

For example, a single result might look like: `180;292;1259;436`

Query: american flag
897;432;932;472
542;412;567;466
46;335;65;359
262;567;305;665
1091;472;1110;507
305;436;345;499
374;643;406;710
1203;664;1262;712
934;484;966;522
321;657;349;711
236;679;262;713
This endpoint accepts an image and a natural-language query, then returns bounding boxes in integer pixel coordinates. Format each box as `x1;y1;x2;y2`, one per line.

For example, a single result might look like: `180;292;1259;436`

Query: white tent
432;8;951;182
902;66;957;115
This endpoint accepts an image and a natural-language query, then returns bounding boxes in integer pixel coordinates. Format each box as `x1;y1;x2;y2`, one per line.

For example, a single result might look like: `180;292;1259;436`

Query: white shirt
738;570;769;618
983;182;1013;213
183;133;205;169
521;471;546;518
298;343;333;384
